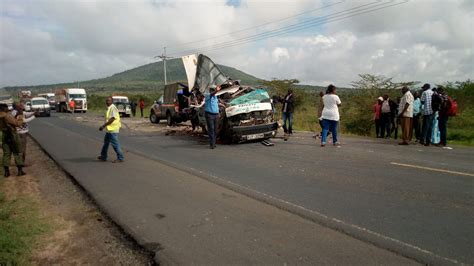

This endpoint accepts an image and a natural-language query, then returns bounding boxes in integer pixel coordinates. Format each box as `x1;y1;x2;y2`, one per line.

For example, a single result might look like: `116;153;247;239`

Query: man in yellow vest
98;97;124;163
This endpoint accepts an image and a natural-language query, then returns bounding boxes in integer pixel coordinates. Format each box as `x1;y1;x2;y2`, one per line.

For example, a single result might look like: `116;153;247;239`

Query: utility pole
156;47;172;85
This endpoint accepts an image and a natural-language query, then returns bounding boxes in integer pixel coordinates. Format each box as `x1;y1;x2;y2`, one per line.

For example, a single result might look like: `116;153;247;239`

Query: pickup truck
149;82;192;126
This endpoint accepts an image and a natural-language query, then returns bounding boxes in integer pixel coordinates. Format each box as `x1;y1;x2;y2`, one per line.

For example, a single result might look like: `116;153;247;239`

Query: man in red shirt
139;99;145;118
69;98;75;113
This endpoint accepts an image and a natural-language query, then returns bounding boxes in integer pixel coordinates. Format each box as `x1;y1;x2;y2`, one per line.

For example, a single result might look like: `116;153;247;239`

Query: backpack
446;96;458;117
431;93;444;112
381;100;391;113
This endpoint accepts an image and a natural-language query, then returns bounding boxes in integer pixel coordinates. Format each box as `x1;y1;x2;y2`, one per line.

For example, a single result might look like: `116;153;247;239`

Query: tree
260;78;300;96
350;74;418;90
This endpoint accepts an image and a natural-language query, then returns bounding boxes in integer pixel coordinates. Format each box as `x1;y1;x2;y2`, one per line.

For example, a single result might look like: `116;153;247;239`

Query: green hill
3;58;262;93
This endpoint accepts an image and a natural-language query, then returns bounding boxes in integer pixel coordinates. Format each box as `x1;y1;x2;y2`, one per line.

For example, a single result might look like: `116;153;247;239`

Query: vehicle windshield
32;100;48;105
229;89;271;106
113;98;129;103
69;94;86;98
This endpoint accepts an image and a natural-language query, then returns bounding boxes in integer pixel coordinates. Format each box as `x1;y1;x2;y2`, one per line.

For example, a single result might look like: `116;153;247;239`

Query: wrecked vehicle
182;54;278;142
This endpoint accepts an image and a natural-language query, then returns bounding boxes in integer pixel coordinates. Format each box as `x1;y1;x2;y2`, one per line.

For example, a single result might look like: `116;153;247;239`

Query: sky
0;0;473;88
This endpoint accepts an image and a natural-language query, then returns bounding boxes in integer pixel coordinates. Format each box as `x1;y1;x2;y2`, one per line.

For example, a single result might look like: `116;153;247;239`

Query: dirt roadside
68;113;198;137
1;136;152;265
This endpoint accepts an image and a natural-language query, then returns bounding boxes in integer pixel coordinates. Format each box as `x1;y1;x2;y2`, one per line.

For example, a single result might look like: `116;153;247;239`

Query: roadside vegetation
264;77;474;146
0;179;49;264
84;77;473;145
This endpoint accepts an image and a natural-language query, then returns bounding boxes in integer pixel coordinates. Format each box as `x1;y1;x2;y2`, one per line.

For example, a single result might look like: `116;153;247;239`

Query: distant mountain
3;58;262;93
103;58;261;85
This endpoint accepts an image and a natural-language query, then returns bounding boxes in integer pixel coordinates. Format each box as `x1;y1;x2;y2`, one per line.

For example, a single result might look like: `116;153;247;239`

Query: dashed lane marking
391;162;474;177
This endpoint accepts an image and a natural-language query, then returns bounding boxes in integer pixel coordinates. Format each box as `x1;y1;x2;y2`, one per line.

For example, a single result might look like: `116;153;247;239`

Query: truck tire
166;112;173;126
150;112;159;124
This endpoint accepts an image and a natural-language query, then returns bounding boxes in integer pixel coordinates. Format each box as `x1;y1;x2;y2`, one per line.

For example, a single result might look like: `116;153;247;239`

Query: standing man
374;97;383;138
11;103;36;164
437;87;450;147
282;89;295;135
380;95;392;138
130;100;137;117
420;83;434;146
412;91;422;142
98;97;124;163
398;87;414;145
320;84;341;147
69;98;75;113
205;85;220;149
0;104;25;177
139;98;145;118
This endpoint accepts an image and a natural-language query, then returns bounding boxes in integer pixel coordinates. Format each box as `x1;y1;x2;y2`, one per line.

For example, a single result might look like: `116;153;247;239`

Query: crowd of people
275;82;457;148
373;83;457;146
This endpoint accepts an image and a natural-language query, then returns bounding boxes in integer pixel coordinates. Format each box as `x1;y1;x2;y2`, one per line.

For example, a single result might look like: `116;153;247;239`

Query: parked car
30;97;51;116
149;82;192;126
112;96;131;117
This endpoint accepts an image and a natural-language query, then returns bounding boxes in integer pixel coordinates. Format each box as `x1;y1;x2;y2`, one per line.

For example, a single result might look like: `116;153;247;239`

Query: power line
167;1;408;57
166;1;344;51
167;1;397;56
194;1;407;55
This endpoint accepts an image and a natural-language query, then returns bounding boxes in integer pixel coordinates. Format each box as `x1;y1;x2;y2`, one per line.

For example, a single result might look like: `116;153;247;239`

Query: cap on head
378;96;384;101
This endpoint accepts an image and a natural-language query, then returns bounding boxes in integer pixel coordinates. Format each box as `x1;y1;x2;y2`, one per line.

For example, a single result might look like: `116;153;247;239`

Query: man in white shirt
398;87;414;145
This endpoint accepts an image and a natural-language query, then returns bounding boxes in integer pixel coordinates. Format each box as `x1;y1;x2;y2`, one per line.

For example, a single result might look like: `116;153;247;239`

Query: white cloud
0;0;473;87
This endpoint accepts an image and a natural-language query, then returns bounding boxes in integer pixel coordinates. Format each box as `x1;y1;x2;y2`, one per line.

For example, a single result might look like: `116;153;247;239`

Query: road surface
29;113;473;264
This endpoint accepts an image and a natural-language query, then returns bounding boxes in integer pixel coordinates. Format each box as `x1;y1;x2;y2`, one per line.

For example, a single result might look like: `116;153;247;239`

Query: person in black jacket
282;89;294;134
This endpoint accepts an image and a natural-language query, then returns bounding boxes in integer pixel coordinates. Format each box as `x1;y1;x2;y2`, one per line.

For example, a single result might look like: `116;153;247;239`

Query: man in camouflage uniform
0;103;25;177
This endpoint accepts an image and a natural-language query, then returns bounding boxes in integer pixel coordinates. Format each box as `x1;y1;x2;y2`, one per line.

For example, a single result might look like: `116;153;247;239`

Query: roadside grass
287;84;474;146
0;179;50;265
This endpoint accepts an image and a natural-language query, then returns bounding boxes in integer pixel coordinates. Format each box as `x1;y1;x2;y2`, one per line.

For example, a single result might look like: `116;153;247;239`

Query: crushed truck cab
183;54;278;143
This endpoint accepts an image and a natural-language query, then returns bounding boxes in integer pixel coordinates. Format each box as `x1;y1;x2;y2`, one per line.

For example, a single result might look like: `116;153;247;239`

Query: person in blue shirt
205;85;220;149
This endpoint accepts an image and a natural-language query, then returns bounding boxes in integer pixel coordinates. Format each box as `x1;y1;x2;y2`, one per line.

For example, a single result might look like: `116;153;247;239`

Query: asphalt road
30;113;473;264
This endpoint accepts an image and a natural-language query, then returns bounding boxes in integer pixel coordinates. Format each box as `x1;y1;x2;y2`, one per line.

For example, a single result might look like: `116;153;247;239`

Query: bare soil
66;113;208;138
66;112;289;138
2;137;152;265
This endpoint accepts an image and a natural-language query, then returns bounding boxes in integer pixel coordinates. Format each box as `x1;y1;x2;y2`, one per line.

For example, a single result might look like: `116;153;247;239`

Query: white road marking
34;118;464;264
199;171;463;265
391;162;474;177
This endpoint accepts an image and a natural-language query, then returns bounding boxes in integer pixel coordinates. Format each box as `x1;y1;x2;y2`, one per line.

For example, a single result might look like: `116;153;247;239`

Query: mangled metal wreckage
182;54;278;143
